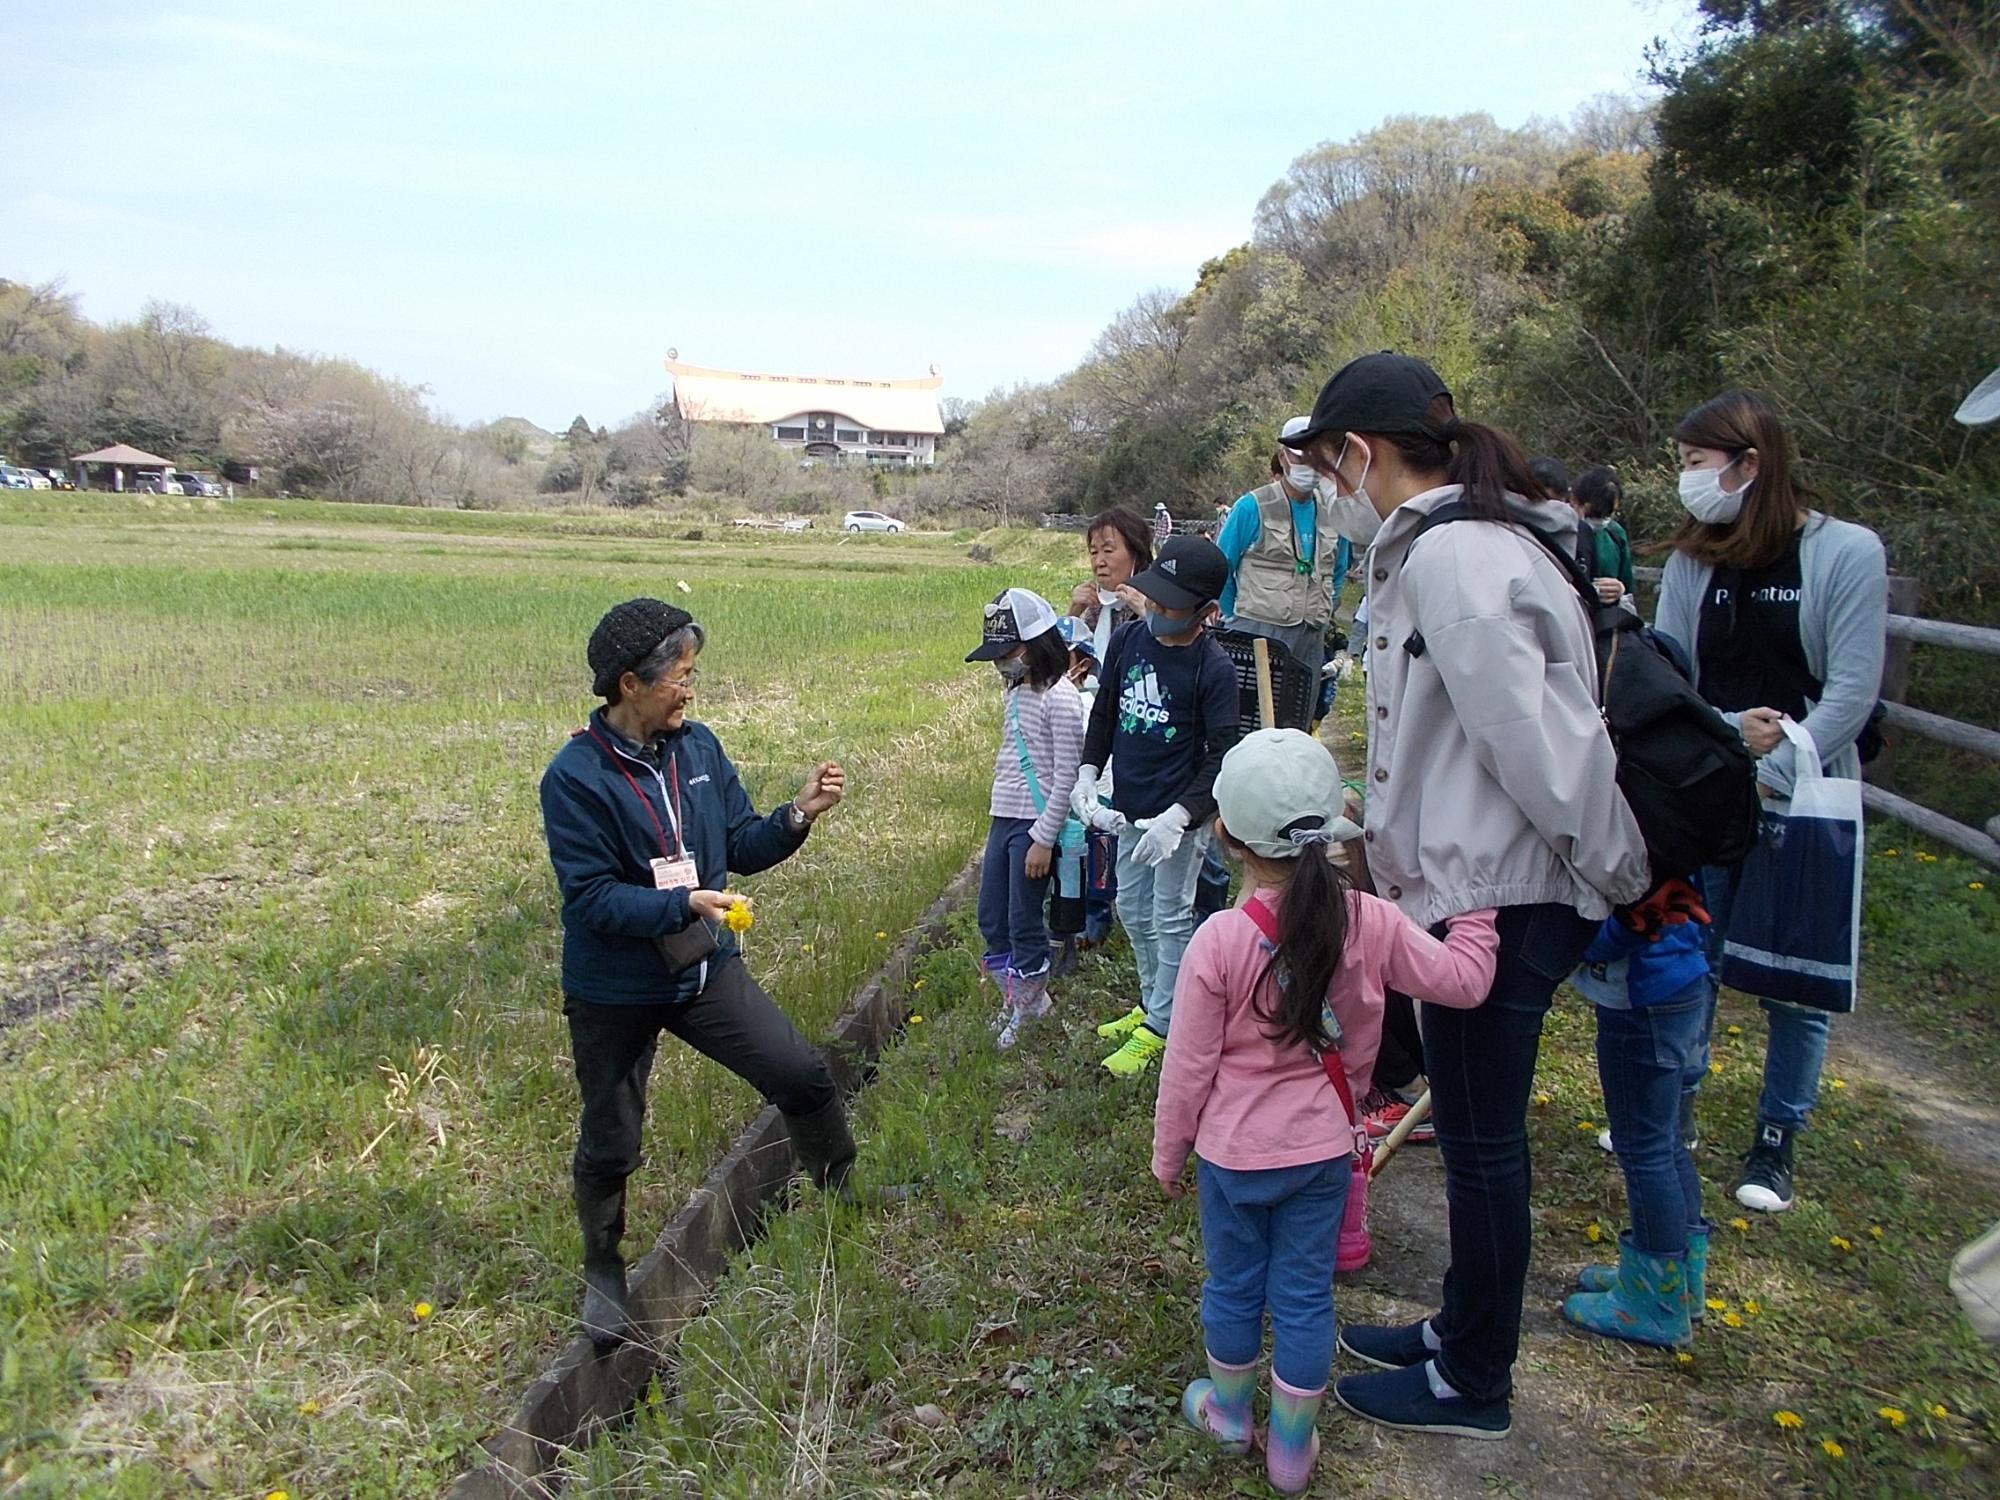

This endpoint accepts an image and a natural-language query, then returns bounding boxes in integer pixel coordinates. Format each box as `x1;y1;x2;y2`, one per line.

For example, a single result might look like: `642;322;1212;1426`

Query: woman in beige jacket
1285;353;1650;1441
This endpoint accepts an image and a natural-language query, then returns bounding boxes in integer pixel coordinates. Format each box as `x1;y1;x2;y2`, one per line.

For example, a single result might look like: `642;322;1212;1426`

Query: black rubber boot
784;1095;859;1201
575;1177;632;1347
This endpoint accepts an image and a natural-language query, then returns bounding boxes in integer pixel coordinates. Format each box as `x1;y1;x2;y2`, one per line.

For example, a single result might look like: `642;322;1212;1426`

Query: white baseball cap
1215;728;1362;859
967;586;1060;661
1279;415;1313;452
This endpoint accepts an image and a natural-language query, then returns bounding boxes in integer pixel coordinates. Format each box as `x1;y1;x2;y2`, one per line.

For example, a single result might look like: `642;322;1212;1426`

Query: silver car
841;510;904;534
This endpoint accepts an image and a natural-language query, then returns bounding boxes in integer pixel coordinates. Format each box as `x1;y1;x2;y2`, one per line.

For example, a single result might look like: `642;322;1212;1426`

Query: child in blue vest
968;588;1086;1049
1564;897;1713;1347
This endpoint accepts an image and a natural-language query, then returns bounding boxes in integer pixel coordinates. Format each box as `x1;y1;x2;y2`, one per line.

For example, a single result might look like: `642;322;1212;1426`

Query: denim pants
1115;819;1214;1035
1196;1154;1349;1390
1692;861;1834;1131
1596;987;1708;1255
565;957;836;1191
1422;902;1597;1404
1084;827;1118;943
978;816;1052;978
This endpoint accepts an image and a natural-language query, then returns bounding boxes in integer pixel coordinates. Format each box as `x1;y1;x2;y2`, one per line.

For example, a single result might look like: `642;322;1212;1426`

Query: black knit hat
588;597;693;697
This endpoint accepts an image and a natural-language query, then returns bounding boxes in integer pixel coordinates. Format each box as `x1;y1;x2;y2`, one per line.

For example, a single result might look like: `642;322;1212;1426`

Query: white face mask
1284;462;1319;493
1317;438;1383;545
1677;461;1750;525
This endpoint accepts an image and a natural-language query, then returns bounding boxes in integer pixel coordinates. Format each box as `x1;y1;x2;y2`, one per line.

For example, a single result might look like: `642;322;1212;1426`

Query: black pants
1422;903;1596;1404
1373;989;1425;1095
565;956;837;1191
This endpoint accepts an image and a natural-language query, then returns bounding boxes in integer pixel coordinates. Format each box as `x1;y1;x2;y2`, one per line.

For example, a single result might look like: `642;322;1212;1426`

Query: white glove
1089;804;1130;837
1131;804;1192;867
1070;764;1101;826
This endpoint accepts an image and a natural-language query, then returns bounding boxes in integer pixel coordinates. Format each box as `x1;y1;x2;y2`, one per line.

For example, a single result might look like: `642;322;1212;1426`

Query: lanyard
582;726;686;860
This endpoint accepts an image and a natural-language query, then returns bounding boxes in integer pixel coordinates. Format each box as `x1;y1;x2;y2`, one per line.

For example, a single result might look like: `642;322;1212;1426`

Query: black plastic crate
1212;628;1317;733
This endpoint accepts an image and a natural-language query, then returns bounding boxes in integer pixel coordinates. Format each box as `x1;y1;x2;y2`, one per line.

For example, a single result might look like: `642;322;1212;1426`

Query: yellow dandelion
1878;1406;1907;1429
1743;1298;1761;1316
1585;1222;1603;1243
1533;1091;1551;1107
1918;852;1938;863
1722;1311;1745;1329
909;1014;925;1024
266;1491;290;1500
1830;1236;1853;1253
1774;1410;1804;1431
1880;848;1899;856
1730;1216;1751;1232
412;1301;433;1320
913;979;925;990
875;930;888;940
1675;1351;1694;1365
1868;1225;1884;1239
1705;1297;1727;1312
801;942;813;954
1577;1120;1597;1131
1709;1060;1724;1075
1971;882;1986;892
1926;1402;1948;1420
1830;1078;1847;1090
1726;1024;1743;1036
723;900;753;934
1821;1438;1845;1460
297;1399;320;1415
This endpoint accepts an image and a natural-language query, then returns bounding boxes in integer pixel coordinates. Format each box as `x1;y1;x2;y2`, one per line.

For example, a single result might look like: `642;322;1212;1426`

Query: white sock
1424;1359;1462;1402
1420;1319;1441;1353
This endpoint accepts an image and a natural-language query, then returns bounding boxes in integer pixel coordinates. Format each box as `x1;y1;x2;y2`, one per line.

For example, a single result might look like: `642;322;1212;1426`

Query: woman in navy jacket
539;597;850;1345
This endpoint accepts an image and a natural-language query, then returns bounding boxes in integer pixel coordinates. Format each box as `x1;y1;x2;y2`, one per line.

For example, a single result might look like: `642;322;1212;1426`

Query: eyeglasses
661;667;701;690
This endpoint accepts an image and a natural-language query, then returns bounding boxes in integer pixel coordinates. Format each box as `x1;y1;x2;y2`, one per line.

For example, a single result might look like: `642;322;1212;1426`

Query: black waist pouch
654;917;719;972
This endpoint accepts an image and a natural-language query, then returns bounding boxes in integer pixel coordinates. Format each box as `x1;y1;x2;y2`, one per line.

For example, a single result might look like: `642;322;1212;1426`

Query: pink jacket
1152;891;1499;1182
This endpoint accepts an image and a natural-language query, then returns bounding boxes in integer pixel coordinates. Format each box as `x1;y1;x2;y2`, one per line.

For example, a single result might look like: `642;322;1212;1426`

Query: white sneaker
1598;1127;1615;1154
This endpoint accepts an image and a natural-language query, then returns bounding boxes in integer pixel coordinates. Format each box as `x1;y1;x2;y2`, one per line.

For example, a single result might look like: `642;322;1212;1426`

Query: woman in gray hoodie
1283;353;1650;1441
1657;391;1887;1218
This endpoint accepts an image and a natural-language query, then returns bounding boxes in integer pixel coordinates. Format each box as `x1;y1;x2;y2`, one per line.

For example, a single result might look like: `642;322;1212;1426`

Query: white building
665;357;944;466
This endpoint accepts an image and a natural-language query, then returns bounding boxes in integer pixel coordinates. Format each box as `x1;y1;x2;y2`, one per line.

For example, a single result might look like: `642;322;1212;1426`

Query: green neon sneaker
1102;1025;1166;1077
1096;1005;1147;1040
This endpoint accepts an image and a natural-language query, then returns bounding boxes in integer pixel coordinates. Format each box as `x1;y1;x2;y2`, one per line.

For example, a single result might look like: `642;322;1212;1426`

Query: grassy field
576;700;2000;1497
0;497;1086;1497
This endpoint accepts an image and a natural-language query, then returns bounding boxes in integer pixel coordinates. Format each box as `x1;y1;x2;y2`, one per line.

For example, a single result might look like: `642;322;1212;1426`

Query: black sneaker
1338;1318;1433;1370
1335;1362;1512;1441
1733;1122;1795;1213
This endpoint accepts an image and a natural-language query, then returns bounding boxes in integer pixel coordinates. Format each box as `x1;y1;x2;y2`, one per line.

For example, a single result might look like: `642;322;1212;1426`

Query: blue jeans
977;816;1051;978
1694;862;1834;1131
1196;1154;1349;1390
1423;902;1597;1405
1084;828;1118;943
1596;988;1708;1255
1115;819;1213;1035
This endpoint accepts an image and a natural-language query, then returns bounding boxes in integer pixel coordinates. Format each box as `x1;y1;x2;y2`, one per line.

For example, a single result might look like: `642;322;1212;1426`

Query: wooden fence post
1869;574;1919;785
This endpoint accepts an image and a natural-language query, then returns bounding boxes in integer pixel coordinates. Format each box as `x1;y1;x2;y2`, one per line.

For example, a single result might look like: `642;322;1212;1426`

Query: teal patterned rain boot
1685;1220;1711;1323
1180;1352;1255;1455
1264;1372;1324;1494
1562;1234;1692;1349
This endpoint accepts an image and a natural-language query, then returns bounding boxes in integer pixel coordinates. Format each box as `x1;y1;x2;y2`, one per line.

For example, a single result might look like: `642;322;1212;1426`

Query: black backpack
1405;500;1760;879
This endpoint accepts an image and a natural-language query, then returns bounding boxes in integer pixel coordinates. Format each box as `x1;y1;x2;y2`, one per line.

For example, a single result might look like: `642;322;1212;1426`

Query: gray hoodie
1361;484;1651;927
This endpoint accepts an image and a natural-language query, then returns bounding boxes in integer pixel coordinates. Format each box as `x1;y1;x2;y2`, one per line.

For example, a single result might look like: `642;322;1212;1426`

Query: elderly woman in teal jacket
1656;391;1887;1218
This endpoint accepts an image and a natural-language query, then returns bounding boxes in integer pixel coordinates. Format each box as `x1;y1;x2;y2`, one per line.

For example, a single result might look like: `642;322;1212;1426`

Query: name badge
651;857;698;891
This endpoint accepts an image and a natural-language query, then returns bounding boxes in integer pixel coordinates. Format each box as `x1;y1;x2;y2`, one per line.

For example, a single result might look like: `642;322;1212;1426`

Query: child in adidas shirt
1071;535;1242;1077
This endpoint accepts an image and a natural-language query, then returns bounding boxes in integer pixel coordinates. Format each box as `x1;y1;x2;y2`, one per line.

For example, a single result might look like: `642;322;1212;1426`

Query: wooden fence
1633;568;2000;867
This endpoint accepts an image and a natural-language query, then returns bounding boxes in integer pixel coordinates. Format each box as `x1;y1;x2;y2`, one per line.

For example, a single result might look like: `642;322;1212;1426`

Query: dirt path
1827;1007;2000;1193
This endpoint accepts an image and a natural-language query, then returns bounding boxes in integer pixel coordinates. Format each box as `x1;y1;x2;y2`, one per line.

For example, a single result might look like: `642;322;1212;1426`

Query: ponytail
1254;848;1353;1053
1382;397;1544;521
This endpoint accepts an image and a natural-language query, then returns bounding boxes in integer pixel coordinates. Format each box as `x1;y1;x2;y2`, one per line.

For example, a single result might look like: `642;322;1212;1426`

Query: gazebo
70;443;174;492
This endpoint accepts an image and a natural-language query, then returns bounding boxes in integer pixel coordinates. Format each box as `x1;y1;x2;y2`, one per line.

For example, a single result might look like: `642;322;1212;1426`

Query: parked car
180;472;223;497
842;510;904;534
0;463;37;490
133;471;182;495
40;468;76;490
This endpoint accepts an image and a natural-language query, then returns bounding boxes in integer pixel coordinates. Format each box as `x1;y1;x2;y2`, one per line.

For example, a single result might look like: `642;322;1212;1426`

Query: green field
0;498;1083;1496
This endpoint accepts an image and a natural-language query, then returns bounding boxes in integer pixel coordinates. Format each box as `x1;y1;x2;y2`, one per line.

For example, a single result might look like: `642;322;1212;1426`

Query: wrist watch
787;801;813;832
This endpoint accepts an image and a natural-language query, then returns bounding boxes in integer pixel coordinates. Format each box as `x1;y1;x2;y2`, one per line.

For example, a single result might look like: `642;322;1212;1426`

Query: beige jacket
1360;485;1650;926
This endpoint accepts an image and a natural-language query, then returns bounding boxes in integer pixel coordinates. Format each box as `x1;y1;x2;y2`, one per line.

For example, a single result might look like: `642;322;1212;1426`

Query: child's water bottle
1048;820;1086;937
1337;1143;1373;1273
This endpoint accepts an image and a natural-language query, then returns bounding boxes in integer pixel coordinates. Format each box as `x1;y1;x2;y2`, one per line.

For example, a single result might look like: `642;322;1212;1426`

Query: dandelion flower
1868;1225;1883;1239
1722;1311;1745;1329
1880;848;1899;857
1726;1024;1743;1036
1577;1120;1597;1131
875;930;888;940
909;1014;925;1024
266;1491;290;1500
1533;1091;1551;1106
413;1301;433;1320
1830;1078;1847;1090
913;979;925;990
297;1399;320;1415
1730;1216;1751;1232
1743;1298;1761;1317
1774;1410;1804;1431
1705;1298;1727;1312
723;900;753;934
1971;882;1986;892
1821;1439;1845;1460
1675;1351;1694;1365
1927;1402;1949;1420
1830;1236;1853;1253
1585;1222;1603;1243
1878;1406;1907;1429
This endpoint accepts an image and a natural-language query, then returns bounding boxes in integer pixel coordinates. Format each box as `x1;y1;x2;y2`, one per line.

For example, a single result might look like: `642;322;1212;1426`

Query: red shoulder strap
1244;897;1361;1134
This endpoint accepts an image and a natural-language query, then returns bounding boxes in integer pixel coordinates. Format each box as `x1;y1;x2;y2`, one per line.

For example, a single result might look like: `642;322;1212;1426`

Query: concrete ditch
446;856;978;1500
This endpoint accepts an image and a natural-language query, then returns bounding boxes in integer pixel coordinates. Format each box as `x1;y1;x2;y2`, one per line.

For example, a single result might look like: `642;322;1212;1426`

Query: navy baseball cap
1129;535;1227;612
1286;352;1452;451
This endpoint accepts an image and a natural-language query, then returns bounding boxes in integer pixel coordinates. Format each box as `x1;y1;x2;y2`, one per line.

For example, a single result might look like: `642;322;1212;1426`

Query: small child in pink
1153;729;1497;1494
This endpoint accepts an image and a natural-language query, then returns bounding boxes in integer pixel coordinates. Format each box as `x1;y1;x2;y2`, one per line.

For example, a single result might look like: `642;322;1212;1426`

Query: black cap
1287;352;1452;450
588;597;693;696
1129;535;1228;612
966;587;1059;661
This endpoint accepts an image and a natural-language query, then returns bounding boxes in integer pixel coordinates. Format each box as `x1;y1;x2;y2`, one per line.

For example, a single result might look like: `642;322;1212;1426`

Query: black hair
1226;829;1354;1054
1086;507;1154;573
1375;394;1545;523
1573;465;1622;519
1269;450;1286;477
607;622;705;706
1021;628;1071;691
1528;455;1572;498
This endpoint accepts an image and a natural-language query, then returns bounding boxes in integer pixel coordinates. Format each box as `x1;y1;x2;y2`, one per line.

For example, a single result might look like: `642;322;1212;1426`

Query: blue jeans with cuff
1196;1154;1349;1390
977;816;1052;978
1114;819;1213;1035
1595;985;1708;1254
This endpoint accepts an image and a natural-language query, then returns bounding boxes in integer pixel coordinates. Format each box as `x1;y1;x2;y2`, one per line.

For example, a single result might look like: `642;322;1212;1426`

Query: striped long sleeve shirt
990;677;1087;849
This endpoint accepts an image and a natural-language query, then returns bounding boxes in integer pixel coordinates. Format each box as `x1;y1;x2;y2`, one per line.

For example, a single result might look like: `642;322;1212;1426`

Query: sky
4;1;1695;430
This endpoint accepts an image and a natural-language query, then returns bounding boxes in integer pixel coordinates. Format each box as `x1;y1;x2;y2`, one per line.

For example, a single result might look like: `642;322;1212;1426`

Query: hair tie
1439;417;1464;441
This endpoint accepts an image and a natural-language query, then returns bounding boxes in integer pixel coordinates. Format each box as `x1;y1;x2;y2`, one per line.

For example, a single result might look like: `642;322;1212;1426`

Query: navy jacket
539;709;807;1004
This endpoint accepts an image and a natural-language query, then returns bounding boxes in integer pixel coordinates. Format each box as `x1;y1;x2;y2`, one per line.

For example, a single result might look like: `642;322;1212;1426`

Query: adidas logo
1161;558;1178;575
